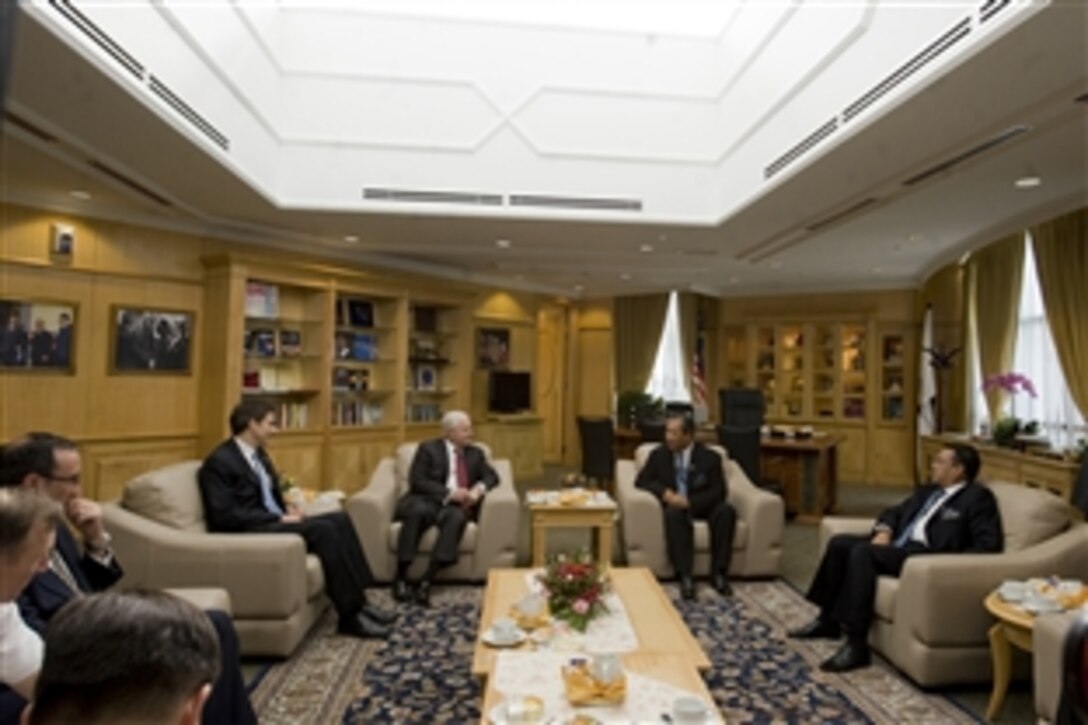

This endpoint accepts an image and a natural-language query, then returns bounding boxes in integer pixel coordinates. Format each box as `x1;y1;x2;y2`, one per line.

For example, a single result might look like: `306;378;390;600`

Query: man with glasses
0;433;257;725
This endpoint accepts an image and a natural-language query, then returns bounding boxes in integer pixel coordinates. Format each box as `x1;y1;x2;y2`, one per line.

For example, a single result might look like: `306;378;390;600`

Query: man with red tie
393;411;498;606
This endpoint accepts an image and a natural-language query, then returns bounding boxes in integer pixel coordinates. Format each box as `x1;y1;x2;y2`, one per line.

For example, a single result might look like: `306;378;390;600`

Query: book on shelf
245;282;280;319
279;329;302;357
351;334;376;362
331;400;384;426
346;299;374;328
408;403;442;423
277;401;309;429
412;306;438;334
246;328;276;357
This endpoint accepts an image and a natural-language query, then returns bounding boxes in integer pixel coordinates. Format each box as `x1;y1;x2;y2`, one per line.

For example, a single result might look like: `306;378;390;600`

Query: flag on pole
692;331;708;424
916;306;936;483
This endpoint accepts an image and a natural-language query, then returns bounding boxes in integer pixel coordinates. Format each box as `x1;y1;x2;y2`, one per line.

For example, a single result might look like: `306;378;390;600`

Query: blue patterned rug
250;580;978;724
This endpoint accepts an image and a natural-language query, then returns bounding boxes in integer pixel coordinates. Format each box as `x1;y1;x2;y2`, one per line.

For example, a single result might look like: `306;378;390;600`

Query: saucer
1022;597;1063;614
487;699;548;724
482;629;528;648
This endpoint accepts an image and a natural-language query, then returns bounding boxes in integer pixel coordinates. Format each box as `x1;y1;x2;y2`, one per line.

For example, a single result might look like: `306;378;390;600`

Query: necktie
50;549;84;597
252;452;285;516
894;490;943;548
675;452;688;497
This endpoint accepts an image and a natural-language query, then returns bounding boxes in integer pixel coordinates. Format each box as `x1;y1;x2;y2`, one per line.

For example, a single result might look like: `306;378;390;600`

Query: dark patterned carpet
249;580;979;724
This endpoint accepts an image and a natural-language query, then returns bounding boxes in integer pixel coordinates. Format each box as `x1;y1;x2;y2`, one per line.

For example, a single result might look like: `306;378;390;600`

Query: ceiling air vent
86;159;173;207
508;194;642;212
363;188;503;206
3;112;58;144
148;75;230;151
902;124;1031;186
842;17;972;123
764;118;838;180
980;0;1012;23
805;197;879;233
48;0;143;80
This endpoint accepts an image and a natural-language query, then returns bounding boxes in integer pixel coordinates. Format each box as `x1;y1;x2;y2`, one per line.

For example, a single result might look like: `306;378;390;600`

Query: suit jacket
875;481;1003;553
198;440;287;533
17;524;123;634
405;439;498;507
635;442;726;514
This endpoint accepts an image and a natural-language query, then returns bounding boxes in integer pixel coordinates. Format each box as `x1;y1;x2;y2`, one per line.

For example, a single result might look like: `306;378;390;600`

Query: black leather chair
719;388;765;428
637;420;666;444
577;416;615;485
716;423;783;500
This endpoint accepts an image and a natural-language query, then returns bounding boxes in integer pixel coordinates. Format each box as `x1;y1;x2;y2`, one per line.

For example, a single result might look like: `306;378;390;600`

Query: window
972;235;1085;448
645;291;690;403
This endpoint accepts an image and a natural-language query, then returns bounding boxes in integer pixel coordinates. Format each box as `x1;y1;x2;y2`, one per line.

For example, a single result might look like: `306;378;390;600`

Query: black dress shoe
392;578;411;603
680;576;696;601
362;602;399;625
712;572;733;596
414;580;431;607
788;617;841;640
338;612;391;639
819;640;871;673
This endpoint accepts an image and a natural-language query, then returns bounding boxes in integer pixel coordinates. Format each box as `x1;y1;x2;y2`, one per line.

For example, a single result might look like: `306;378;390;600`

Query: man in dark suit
52;313;71;369
635;414;737;600
393;411;498;606
0;432;256;725
790;443;1003;672
199;400;395;639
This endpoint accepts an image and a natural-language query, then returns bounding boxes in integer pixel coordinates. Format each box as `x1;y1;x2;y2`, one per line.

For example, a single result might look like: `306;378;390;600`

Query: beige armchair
817;481;1085;687
346;442;519;582
615;443;784;578
103;461;329;658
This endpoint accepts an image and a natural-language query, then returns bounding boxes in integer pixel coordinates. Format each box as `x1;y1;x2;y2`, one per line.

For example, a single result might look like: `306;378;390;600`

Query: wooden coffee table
472;567;710;681
984;591;1035;721
528;497;617;568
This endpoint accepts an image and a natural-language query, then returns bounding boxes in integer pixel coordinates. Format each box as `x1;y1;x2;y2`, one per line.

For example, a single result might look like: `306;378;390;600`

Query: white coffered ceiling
1;0;1085;297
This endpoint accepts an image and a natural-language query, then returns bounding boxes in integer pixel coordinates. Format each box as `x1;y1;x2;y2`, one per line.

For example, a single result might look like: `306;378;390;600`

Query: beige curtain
677;292;699;395
612;294;669;395
972;234;1025;420
1031;207;1088;419
962;262;979;431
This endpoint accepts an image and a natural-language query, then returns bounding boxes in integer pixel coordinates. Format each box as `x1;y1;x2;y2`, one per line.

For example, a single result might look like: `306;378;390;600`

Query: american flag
691;331;707;406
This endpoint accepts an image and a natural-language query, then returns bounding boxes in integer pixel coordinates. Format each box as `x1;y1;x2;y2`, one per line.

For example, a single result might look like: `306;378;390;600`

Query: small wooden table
760;434;844;522
529;497;617;568
984;591;1035;721
472;567;711;681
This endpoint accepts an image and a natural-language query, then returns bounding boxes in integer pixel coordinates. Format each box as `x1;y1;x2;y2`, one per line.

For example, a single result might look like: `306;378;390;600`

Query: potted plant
615;391;662;429
983;372;1040;449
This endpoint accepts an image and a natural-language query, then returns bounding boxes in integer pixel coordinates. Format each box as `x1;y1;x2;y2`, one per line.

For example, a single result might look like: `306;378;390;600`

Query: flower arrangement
983;372;1039;448
537;548;610;633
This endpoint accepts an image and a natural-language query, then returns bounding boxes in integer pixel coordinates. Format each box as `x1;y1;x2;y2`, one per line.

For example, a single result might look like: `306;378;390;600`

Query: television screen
489;371;531;413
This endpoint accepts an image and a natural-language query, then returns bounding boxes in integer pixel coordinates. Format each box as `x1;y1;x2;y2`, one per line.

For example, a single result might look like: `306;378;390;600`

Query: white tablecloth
523;571;639;654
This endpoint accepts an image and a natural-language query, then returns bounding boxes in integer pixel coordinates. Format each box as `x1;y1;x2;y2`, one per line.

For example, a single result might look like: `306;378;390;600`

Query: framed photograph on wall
476;327;510;370
111;306;195;374
0;298;77;372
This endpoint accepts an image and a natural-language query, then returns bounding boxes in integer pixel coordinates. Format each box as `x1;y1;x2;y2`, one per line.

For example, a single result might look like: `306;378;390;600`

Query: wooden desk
761;434;845;521
983;591;1035;721
529;499;617;568
480;653;721;723
472;567;710;680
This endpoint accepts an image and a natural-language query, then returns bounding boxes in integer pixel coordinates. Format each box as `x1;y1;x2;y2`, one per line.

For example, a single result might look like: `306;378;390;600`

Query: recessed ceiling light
620;273;632;281
769;260;783;269
69;190;91;200
1014;175;1042;189
658;233;668;242
343;235;359;243
495;239;512;249
573;284;584;292
639;244;654;253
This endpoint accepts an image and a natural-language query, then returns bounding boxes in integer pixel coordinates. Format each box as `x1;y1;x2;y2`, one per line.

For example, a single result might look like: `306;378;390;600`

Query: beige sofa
818;481;1085;687
615;443;784;578
347;442;519;582
103;460;330;658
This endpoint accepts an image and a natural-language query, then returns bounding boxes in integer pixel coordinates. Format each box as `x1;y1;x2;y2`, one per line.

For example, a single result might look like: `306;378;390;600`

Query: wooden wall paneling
476;417;544;480
536;304;567;463
87;275;203;438
0;265;95;440
0;205;100;268
820;424;867;482
80;436;200;502
199;261;246;452
93;221;205;281
266;433;325;490
872;427;914;487
327;428;399;493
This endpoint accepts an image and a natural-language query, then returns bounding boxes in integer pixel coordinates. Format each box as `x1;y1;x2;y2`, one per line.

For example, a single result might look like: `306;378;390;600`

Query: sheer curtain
645;291;691;402
971;234;1086;447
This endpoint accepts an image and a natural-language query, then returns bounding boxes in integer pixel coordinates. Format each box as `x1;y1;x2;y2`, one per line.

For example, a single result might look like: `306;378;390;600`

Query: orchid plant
982;372;1039;447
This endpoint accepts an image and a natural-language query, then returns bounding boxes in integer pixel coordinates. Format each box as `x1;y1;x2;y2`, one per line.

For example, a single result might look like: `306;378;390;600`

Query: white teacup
999;581;1027;600
672;695;708;722
1058;580;1083;595
491;617;519;642
516;594;545;618
589;654;622;684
